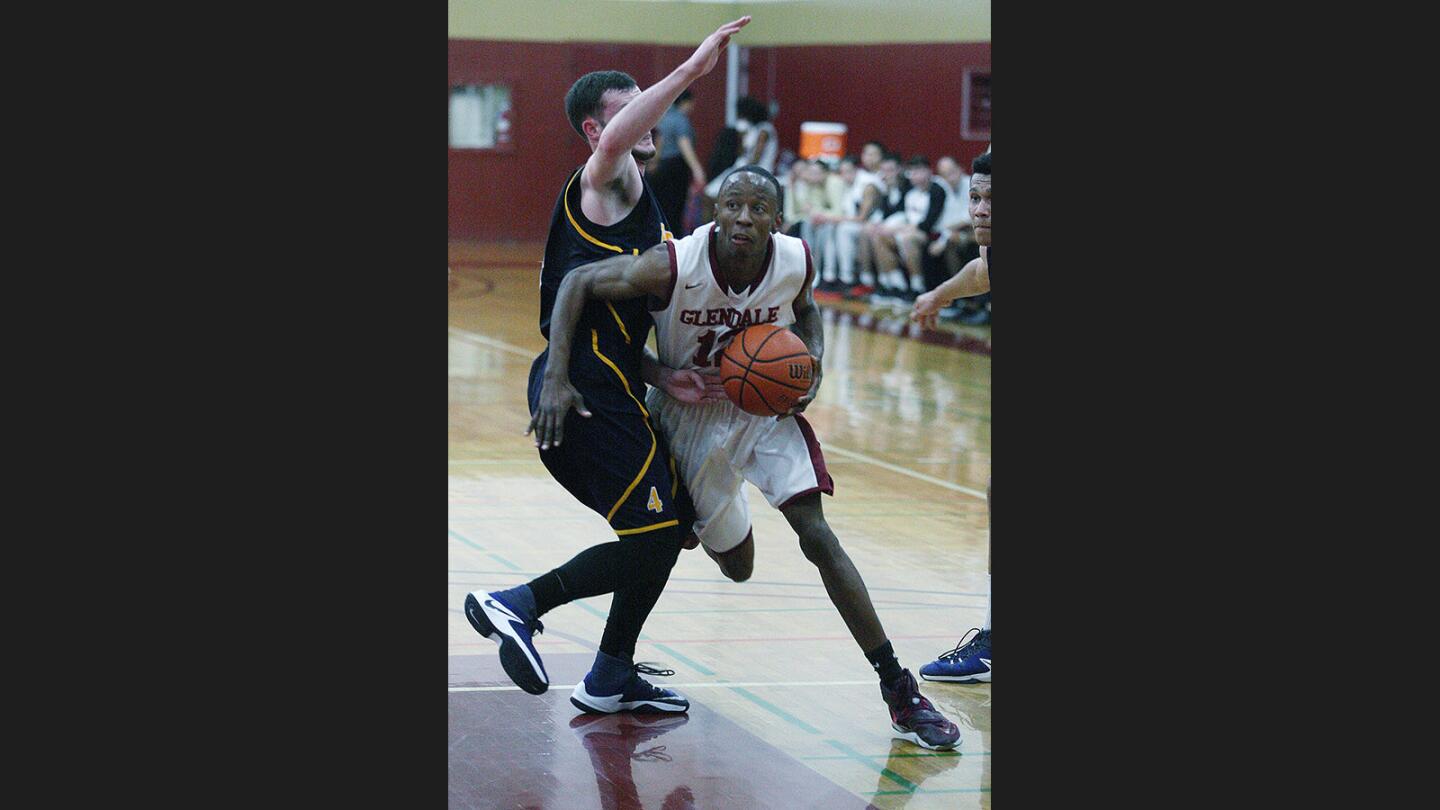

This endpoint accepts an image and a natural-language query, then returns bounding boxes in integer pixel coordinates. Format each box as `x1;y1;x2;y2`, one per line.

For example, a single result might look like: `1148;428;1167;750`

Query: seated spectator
782;159;847;287
822;142;888;297
929;155;975;276
869;155;947;304
858;153;912;303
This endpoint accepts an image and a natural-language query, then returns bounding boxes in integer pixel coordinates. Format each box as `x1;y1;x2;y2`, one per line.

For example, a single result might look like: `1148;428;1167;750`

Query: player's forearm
596;70;701;162
790;303;824;364
679;138;706;181
544;256;631;380
641;348;665;386
932;261;989;303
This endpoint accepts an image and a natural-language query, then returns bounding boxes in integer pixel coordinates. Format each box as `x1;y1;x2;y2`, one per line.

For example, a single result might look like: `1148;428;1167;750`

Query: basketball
718;324;814;416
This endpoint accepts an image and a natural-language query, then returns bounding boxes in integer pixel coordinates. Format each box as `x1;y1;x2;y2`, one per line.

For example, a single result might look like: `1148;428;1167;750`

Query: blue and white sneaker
571;663;690;714
464;591;548;694
919;628;991;683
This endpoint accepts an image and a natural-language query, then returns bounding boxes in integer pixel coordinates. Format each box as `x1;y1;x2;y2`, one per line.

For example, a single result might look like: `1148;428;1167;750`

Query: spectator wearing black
652;89;707;235
871;155;947;302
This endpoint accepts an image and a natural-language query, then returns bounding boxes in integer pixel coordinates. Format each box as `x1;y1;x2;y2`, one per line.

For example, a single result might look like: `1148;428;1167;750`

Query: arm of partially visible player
584;17;750;197
528;244;674;449
642;348;727;404
910;249;990;330
782;273;825;418
678;135;707;191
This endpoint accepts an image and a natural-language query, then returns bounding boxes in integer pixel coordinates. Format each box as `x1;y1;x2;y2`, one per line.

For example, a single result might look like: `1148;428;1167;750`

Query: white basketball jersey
652;223;813;371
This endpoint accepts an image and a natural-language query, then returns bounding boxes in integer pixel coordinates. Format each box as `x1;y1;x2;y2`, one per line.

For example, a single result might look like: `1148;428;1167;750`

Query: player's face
714;174;779;258
969;173;991;246
593;86;655;161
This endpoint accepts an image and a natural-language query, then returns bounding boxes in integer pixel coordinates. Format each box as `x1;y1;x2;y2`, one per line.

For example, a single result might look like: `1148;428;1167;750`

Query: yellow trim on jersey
606;301;631;344
614;519;680;536
592;329;656;523
669;454;679;498
562;170;624;253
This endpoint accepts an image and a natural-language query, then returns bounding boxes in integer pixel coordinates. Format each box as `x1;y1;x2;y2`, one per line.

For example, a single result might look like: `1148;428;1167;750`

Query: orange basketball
718;324;814;416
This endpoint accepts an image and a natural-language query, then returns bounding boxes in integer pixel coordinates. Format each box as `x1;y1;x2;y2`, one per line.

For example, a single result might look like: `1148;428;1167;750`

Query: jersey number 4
646;486;664;513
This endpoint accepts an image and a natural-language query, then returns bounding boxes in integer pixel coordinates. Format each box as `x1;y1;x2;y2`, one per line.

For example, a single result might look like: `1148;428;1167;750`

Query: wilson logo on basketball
789;364;811;381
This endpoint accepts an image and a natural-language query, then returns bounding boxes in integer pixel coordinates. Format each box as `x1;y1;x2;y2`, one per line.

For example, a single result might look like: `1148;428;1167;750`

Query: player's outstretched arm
527;244;674;449
585;17;750;193
783;273;825;418
910;252;990;330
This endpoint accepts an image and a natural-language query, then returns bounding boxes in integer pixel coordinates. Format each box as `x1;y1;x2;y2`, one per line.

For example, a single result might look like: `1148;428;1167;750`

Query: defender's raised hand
684;16;751;78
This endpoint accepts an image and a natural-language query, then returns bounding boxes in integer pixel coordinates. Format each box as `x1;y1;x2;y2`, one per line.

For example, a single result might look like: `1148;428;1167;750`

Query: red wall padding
449;40;990;241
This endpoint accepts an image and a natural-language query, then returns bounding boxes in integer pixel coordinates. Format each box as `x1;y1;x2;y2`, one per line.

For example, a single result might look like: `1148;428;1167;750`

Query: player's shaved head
720;165;782;205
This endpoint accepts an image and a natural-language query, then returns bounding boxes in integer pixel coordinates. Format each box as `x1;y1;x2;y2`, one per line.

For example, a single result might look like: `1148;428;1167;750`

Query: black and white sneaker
464;591;548;694
571;663;690;714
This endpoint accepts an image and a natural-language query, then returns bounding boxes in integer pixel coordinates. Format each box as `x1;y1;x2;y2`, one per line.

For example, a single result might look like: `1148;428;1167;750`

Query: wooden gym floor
449;239;991;809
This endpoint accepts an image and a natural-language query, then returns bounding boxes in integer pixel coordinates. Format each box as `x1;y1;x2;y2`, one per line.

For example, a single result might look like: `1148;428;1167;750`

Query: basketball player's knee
797;525;841;566
720;556;752;582
624;530;683;579
706;532;754;582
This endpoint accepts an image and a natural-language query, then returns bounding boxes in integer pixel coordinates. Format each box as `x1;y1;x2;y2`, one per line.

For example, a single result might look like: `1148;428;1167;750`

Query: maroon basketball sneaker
881;669;961;751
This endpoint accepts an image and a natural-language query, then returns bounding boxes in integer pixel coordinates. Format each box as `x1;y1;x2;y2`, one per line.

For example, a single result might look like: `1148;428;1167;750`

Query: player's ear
582;116;602;143
772;211;783;233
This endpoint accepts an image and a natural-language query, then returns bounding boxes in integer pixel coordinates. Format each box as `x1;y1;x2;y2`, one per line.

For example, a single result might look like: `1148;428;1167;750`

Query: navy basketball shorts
528;364;695;538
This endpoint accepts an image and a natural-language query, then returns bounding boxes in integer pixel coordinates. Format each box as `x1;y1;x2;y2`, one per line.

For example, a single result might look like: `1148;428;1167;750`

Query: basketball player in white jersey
530;167;961;751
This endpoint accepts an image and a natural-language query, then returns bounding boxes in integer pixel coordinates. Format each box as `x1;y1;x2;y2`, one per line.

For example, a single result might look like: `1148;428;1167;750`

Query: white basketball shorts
645;388;833;553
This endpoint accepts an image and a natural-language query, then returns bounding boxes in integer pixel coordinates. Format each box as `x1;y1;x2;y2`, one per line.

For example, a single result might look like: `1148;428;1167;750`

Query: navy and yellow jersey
528;165;690;537
537;166;674;389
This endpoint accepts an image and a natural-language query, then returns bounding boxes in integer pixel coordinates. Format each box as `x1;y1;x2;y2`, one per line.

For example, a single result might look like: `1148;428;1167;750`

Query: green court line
650;605;976;615
869;788;991;795
450;571;985;599
800;751;976;760
648;643;716;676
571;599;609;620
560;600;717;675
825;739;917;792
486;553;522;571
448;530;485;552
730;687;823;735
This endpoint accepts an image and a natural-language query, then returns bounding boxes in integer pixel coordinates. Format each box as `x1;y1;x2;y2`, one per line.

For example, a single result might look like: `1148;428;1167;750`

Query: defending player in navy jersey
531;166;962;751
910;149;992;684
464;16;750;716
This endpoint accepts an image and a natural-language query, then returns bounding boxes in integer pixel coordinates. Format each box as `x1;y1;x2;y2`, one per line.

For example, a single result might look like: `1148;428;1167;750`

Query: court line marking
448;570;985;598
870;788;992;795
826;739;917;792
448;679;876;693
448;327;536;358
819;445;986;501
565;600;719;675
728;687;823;734
448;326;987;501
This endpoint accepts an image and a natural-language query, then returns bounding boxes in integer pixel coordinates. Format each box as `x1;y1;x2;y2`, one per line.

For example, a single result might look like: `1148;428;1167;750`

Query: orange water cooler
798;122;847;162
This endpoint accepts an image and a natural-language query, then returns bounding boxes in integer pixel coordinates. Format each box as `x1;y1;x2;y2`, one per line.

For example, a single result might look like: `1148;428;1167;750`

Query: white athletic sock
983;573;991;631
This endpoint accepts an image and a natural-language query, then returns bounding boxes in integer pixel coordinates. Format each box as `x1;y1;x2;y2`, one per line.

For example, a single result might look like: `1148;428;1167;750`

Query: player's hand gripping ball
718;324;813;416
